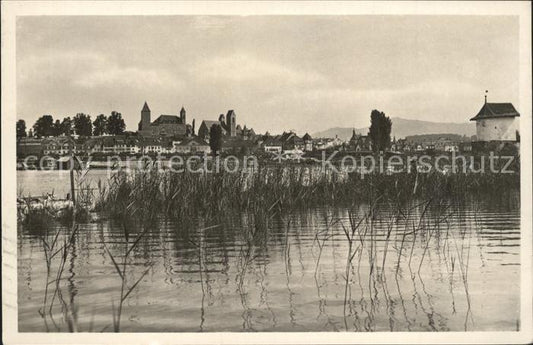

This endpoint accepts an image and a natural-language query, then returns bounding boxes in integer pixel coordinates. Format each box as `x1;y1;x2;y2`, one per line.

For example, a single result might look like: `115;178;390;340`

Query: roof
470;103;520;121
349;129;359;142
42;136;74;145
201;120;220;128
302;133;312;141
200;120;227;135
151;115;184;125
142;137;162;146
279;132;295;142
263;135;282;146
222;138;256;148
142;102;150;112
17;138;43;144
176;137;209;146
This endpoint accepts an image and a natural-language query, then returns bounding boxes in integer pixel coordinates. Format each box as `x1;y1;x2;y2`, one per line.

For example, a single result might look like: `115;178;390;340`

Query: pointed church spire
142;101;150;112
350;129;357;141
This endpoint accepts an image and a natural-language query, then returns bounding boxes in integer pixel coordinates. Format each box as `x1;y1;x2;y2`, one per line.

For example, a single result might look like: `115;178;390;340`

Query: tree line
16;111;126;138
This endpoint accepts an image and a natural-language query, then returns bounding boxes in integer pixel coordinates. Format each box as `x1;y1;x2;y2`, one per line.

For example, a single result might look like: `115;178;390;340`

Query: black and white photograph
2;1;532;344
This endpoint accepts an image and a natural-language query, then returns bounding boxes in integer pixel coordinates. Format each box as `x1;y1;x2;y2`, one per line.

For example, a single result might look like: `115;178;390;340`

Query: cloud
192;53;325;86
18;51;183;90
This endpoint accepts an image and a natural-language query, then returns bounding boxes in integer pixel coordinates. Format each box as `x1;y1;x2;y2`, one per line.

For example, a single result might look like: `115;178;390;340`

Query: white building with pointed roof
470;95;520;142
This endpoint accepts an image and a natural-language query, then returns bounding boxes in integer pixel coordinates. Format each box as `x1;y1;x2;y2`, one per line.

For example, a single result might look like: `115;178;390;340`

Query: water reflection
18;198;520;332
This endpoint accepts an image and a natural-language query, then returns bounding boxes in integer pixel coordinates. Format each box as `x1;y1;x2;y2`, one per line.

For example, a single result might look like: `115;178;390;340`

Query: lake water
17;171;520;332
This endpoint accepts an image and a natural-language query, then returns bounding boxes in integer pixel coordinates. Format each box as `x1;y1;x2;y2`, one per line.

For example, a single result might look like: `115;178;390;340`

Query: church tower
139;101;151;131
226;110;236;137
180;106;186;125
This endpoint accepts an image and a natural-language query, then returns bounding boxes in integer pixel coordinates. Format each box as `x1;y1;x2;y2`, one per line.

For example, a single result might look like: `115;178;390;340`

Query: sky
17;15;519;135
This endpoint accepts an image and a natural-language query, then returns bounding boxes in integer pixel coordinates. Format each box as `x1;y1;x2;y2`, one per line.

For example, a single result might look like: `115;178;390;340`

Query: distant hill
312;117;476;141
404;133;471;143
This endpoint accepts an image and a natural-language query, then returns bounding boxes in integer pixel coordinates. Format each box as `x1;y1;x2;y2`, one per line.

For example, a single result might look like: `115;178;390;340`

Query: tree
209;124;223;156
61;117;73;136
368;109;392;153
107;111;125;135
16;120;27;138
33;115;54;138
73;113;92;136
53;119;62;136
93;114;108;136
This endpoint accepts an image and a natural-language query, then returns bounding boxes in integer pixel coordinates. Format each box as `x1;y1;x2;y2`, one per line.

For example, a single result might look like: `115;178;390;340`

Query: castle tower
139;101;151;131
226;110;236;137
180;106;186;124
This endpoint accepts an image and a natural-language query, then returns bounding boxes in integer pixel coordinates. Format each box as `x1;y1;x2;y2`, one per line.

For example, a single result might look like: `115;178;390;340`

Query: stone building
470;96;520;142
138;102;192;138
172;137;210;154
198;110;255;141
198;110;236;140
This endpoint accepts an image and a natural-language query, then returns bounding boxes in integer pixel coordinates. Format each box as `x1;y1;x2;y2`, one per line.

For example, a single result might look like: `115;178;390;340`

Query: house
444;144;459;152
236;125;256;140
302;133;313;151
138;102;192;138
172;137;210;154
263;136;283;153
460;142;472;152
347;130;372;152
221;138;257;154
280;132;304;152
391;138;408;153
42;136;81;156
108;136;141;154
142;137;164;154
312;136;344;151
84;137;104;154
81;136;141;155
17;138;43;157
470;96;520;142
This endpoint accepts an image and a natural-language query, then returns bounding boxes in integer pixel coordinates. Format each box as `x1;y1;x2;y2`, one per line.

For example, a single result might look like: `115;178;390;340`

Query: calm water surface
17;171;520;332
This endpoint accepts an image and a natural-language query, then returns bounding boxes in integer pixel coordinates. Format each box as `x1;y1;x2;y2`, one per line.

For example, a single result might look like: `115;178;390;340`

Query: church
198;110;256;141
138;102;193;138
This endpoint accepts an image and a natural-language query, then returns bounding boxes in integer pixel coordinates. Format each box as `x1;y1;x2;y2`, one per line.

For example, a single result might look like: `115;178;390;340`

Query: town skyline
17;16;518;134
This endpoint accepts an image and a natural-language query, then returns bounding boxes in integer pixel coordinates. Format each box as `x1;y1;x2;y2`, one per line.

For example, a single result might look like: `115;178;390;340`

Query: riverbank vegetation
95;166;518;223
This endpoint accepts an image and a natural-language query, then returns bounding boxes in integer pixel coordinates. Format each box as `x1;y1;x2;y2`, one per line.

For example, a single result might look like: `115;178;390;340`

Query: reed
104;222;153;332
92;167;519;223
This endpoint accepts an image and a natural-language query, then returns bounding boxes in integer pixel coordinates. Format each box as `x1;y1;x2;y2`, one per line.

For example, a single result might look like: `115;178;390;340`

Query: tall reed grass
93;166;519;223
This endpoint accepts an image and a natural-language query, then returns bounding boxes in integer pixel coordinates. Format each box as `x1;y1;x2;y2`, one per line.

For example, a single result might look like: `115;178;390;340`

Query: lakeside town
16;95;521;169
